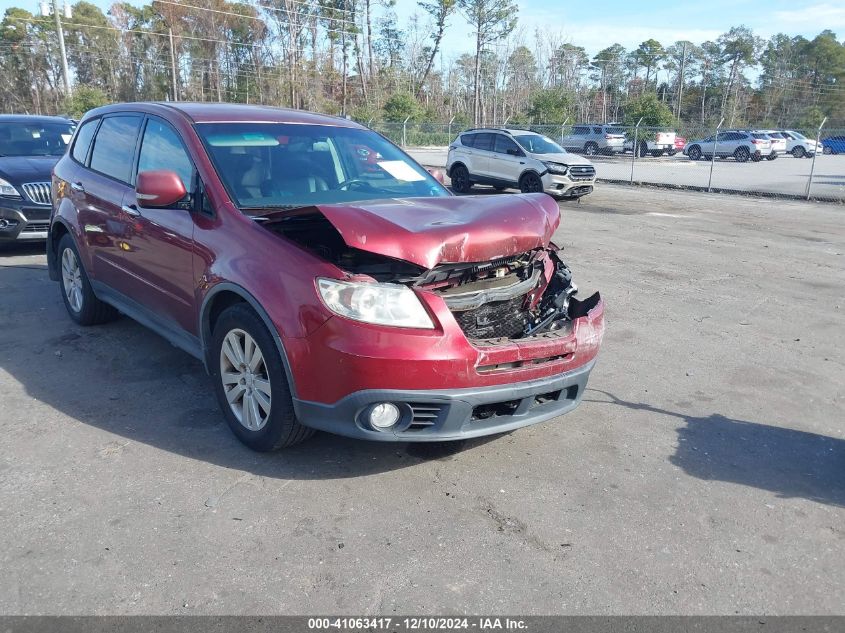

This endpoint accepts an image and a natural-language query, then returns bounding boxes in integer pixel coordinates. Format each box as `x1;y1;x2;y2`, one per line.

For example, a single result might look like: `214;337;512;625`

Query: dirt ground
0;184;842;614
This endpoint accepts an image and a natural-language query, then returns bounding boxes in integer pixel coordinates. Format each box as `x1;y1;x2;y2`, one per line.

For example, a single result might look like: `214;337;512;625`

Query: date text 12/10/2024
308;617;528;630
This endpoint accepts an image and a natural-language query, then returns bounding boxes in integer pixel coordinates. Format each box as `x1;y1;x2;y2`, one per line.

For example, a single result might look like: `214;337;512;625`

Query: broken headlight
317;278;435;329
542;162;569;175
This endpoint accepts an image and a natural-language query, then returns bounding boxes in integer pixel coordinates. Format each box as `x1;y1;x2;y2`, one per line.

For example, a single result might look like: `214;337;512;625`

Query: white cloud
773;3;845;28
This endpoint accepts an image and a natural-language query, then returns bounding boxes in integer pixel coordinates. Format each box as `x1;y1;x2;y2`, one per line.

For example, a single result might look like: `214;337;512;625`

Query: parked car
682;130;773;162
559;124;626;155
49;103;605;451
0;114;75;243
822;135;845;155
623;130;677;157
779;130;817;158
672;136;686;156
446;128;596;199
756;130;786;160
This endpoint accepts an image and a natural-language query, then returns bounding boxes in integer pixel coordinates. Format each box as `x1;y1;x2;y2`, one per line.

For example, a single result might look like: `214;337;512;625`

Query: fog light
369;402;401;429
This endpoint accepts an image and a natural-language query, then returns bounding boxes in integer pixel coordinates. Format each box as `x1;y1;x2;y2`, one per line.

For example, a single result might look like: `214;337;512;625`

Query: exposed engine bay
260;210;600;341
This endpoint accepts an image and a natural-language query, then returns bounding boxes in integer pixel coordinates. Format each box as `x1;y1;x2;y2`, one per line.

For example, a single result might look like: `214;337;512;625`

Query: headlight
317;278;435;329
543;162;569;175
0;177;21;198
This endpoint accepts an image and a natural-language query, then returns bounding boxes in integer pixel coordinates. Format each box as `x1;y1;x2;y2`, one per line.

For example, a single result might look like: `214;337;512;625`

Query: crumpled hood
532;152;593;166
0;156;59;183
266;193;560;269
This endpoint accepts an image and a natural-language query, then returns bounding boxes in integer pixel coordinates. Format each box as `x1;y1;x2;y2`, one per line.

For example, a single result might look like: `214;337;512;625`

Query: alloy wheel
521;173;542;193
219;328;272;431
61;248;84;313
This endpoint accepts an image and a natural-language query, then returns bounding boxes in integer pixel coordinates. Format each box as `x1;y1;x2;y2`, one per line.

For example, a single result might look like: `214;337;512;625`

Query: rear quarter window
460;133;476;147
71;118;99;164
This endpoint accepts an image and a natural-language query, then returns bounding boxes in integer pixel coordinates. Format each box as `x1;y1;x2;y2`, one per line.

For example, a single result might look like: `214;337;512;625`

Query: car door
714;132;735;157
468;132;494;178
115;116;197;333
488;134;525;183
79;113;144;291
560;126;586;151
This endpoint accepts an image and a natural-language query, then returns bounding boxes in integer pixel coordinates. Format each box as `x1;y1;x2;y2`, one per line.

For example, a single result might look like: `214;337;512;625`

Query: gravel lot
407;148;845;200
0;185;843;615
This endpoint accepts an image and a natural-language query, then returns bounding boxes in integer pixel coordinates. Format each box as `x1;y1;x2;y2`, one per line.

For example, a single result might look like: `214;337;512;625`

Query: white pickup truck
624;131;677;157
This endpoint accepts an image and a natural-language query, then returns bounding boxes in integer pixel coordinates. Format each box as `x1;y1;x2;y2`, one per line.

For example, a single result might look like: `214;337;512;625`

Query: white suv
446;129;596;199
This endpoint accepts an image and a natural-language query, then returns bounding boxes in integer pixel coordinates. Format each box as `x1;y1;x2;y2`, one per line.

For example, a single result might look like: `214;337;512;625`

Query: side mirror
136;170;187;208
426;167;446;185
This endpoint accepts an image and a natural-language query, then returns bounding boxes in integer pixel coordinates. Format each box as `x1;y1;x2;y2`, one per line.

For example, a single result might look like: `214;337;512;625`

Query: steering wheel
336;178;374;191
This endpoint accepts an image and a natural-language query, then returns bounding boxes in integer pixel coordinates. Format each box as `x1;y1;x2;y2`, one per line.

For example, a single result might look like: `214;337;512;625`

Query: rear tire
57;234;118;326
687;145;702;161
792;146;805;158
650;150;663;157
449;164;472;194
765;153;778;161
734;147;750;163
211;304;314;451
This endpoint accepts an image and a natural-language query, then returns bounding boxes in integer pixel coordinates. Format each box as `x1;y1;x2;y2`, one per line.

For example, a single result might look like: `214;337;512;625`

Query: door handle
70;182;85;193
121;204;140;217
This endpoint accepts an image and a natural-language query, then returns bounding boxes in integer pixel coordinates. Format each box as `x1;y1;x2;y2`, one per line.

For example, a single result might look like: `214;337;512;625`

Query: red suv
48;103;604;451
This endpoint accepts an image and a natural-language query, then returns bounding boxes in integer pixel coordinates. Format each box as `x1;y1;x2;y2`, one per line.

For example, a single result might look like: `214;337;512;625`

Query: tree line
1;0;843;131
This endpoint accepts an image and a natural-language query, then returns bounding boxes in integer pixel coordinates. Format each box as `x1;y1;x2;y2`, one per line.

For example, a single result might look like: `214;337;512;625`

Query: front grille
451;295;529;340
22;221;49;233
407;403;446;431
569;165;595;180
21;182;51;205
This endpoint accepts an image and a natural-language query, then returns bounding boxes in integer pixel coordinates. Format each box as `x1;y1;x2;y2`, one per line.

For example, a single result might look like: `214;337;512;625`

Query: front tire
766;153;778;161
584;142;598;156
734;147;750;163
449;164;472;194
519;172;543;194
687;145;702;161
792;146;805;158
823;146;832;155
211;304;314;451
57;234;117;326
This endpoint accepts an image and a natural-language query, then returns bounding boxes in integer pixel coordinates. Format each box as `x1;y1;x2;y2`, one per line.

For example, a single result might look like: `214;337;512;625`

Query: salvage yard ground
0;185;843;614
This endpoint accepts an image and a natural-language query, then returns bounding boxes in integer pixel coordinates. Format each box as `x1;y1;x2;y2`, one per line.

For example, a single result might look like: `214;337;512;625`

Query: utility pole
52;0;71;96
676;42;687;123
168;27;179;101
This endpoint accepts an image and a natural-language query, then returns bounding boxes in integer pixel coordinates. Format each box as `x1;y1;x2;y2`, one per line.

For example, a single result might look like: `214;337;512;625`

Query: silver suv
446;128;596;199
683;130;773;162
559;124;626;155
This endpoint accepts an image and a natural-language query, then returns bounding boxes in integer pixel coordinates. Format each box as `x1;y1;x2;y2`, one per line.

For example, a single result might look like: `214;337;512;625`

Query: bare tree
456;0;517;125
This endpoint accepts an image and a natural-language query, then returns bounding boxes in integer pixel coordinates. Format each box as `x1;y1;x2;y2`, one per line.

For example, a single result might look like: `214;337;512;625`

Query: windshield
789;131;806;139
513;134;566;155
0;121;74;157
196;123;449;210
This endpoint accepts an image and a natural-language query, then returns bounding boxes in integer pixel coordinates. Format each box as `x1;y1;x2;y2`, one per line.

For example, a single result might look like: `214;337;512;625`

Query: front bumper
542;173;595;197
0;198;51;241
293;359;596;442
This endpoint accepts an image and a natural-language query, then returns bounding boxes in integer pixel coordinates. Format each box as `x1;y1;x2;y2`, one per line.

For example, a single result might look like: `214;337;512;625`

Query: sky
2;0;843;59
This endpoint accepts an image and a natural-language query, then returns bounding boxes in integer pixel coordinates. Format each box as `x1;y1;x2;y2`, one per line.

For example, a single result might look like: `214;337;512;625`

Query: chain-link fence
376;121;845;202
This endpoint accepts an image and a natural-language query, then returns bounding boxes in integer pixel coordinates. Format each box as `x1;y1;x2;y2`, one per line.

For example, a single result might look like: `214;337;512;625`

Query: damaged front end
415;248;601;342
258;205;601;346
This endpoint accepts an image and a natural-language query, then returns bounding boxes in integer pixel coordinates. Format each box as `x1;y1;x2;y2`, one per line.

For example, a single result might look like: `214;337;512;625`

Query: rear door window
473;133;494;152
137;118;194;193
572;126;589;136
71;118;99;165
493;135;520;154
593;127;602;134
89;115;143;183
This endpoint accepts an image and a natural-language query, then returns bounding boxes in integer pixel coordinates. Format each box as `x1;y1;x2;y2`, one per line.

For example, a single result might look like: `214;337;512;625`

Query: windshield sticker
377;160;425;182
61;134;72;144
